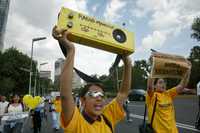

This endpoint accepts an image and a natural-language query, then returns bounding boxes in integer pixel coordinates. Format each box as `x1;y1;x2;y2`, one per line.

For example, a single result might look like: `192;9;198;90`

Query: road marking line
176;122;195;128
130;114;200;132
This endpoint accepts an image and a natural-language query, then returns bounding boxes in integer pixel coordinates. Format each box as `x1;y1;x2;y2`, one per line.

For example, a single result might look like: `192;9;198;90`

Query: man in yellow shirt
146;68;192;133
52;26;132;133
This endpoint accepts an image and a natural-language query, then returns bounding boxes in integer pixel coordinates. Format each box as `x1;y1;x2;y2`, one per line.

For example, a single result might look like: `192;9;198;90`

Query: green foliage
0;47;36;95
39;78;53;95
191;17;200;42
188;46;200;88
99;74;115;92
132;60;150;90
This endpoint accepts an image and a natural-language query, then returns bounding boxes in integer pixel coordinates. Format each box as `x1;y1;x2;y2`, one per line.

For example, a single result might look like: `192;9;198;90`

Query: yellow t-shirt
60;98;125;133
53;99;61;113
146;87;178;133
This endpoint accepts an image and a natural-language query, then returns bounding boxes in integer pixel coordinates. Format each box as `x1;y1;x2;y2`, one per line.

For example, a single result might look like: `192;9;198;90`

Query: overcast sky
4;0;200;80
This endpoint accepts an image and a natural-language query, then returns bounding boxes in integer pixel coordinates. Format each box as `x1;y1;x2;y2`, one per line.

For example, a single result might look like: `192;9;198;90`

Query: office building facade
54;58;82;90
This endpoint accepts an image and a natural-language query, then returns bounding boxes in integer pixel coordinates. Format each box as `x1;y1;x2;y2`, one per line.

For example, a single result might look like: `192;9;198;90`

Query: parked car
128;89;146;101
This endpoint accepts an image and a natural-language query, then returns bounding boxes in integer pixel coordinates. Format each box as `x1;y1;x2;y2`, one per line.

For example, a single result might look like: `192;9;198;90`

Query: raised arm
52;26;75;126
116;56;132;106
147;77;154;97
176;66;191;94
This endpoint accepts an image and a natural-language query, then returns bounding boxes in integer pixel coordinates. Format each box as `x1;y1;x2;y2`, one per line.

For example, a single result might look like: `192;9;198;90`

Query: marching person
52;26;132;133
4;94;25;133
6;94;24;113
146;63;192;133
195;81;200;130
51;95;61;131
123;99;133;123
0;95;9;132
0;96;9;119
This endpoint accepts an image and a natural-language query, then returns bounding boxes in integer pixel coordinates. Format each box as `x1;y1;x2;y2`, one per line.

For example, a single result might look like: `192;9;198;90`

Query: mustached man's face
81;85;105;118
155;79;166;92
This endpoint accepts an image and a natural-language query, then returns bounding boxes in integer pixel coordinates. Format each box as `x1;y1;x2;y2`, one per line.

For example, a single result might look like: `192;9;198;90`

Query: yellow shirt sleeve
145;92;154;106
60;107;82;132
103;98;125;128
166;87;178;99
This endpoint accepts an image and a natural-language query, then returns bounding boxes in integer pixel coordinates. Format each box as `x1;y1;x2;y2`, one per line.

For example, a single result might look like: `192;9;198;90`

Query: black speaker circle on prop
112;29;127;43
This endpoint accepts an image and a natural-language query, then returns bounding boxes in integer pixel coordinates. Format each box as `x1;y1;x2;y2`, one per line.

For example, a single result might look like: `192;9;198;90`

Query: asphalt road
20;96;200;133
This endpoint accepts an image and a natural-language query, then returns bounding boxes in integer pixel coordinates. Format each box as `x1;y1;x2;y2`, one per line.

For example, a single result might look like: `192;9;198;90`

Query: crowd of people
0;26;199;133
0;94;63;133
52;26;199;133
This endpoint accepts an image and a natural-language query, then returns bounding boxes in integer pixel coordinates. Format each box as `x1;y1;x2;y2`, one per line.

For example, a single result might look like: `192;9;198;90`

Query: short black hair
79;83;105;98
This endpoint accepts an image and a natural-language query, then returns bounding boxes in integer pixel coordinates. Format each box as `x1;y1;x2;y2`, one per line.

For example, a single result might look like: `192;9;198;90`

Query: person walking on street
146;65;192;133
52;26;132;133
4;94;25;133
123;99;133;123
0;95;9;132
195;81;200;130
0;96;9;118
51;95;61;131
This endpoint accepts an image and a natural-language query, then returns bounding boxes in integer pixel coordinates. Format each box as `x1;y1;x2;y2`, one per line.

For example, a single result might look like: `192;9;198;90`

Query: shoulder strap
59;43;122;83
142;104;147;125
150;95;157;126
21;102;25;112
102;114;113;133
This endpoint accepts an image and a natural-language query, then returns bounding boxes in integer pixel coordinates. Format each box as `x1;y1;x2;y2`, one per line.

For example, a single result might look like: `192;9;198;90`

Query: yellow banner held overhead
57;7;135;55
151;52;191;79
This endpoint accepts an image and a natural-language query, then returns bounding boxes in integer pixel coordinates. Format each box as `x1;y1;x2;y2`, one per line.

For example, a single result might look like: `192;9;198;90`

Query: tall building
54;58;65;89
54;58;82;90
39;70;51;96
39;70;51;79
0;0;10;51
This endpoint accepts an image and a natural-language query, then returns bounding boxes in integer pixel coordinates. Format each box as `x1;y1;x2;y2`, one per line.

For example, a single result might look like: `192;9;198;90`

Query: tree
188;46;200;88
132;60;150;90
0;47;37;95
99;74;115;93
191;17;200;42
40;78;53;95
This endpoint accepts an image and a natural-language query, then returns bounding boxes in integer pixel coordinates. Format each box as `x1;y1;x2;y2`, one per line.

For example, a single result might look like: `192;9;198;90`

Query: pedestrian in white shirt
195;81;200;130
4;94;24;133
0;96;9;117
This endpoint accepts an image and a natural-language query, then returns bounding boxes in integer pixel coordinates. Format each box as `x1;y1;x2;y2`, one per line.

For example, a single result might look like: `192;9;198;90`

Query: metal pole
38;62;48;96
29;37;47;95
29;40;34;94
38;64;42;96
34;63;38;96
116;67;119;90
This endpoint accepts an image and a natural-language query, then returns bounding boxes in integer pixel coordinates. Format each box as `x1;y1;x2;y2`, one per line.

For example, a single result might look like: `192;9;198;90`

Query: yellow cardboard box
57;7;135;55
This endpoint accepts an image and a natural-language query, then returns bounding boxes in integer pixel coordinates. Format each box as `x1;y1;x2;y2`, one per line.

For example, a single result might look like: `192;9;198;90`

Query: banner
151;52;191;79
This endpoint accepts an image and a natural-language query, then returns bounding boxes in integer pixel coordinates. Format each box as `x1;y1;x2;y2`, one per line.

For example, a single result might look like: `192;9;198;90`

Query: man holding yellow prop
146;52;193;133
52;26;132;133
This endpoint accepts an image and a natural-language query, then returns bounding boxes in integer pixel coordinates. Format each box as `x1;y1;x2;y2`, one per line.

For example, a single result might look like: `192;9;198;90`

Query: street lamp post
29;37;46;95
34;62;48;96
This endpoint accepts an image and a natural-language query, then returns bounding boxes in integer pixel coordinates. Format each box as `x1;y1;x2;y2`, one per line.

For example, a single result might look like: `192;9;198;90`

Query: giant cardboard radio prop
57;7;135;55
151;52;191;79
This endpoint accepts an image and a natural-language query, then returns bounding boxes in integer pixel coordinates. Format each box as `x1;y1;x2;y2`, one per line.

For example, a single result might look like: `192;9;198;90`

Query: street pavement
21;96;200;133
